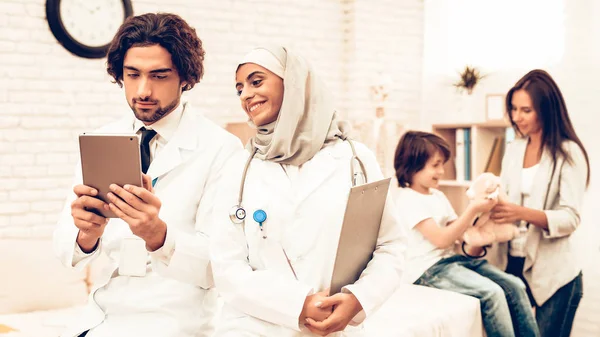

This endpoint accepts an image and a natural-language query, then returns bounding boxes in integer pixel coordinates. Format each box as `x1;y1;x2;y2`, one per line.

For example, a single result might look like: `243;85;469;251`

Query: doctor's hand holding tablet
74;133;167;253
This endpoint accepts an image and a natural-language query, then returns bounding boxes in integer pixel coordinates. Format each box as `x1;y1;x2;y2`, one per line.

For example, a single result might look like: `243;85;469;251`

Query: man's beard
131;97;180;124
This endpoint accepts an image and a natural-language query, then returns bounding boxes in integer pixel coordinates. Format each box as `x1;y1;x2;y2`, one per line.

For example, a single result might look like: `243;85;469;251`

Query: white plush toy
462;173;521;247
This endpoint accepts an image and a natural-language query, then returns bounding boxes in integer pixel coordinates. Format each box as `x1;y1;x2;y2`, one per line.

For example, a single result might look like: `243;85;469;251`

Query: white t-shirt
509;163;540;257
520;164;539;197
394;187;458;283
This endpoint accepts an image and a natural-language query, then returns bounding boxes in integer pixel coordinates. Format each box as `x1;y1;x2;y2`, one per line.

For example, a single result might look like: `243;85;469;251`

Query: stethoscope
229;136;368;237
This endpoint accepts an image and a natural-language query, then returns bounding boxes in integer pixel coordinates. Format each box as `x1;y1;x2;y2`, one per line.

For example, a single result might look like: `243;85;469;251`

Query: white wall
421;0;600;335
342;0;424;126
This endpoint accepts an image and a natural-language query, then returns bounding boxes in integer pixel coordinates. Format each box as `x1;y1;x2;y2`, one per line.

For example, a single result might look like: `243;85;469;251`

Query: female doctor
210;46;406;336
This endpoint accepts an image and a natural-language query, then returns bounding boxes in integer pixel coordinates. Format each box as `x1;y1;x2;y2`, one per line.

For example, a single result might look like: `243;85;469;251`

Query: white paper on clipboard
329;177;391;295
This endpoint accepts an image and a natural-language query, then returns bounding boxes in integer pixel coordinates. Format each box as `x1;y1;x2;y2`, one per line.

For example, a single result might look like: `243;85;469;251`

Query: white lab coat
53;104;243;337
210;140;406;337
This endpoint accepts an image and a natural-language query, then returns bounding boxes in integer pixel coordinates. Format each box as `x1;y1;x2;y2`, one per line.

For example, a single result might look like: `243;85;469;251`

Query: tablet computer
79;133;143;218
329;177;391;295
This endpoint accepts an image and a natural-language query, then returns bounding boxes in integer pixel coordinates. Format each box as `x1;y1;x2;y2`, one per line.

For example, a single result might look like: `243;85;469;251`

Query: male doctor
53;13;242;337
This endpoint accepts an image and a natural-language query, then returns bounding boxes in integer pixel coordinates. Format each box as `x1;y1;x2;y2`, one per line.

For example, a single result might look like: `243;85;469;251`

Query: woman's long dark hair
506;69;590;186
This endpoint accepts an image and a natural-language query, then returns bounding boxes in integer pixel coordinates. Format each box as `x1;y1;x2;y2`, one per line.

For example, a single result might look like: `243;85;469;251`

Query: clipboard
329;177;391;295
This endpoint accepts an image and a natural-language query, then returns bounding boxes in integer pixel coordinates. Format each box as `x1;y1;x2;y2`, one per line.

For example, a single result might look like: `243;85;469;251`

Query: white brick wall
342;0;424;125
0;0;424;232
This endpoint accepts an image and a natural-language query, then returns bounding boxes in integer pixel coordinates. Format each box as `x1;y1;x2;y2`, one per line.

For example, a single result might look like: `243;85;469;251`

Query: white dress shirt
509;163;539;257
133;102;184;162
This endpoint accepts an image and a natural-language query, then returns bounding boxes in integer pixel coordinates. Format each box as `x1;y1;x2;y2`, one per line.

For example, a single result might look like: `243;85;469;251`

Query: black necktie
139;127;157;174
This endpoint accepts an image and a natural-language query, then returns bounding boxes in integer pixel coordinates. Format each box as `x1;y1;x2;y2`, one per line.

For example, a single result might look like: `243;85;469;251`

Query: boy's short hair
393;131;451;187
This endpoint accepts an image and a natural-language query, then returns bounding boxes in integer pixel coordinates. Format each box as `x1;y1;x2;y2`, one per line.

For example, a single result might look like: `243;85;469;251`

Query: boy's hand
469;197;497;213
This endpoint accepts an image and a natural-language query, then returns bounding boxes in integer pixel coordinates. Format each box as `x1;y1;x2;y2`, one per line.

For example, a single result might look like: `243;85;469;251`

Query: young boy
393;131;539;337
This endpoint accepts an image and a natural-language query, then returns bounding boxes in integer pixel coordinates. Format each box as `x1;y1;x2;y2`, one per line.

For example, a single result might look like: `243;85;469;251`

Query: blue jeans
506;255;583;337
415;255;540;337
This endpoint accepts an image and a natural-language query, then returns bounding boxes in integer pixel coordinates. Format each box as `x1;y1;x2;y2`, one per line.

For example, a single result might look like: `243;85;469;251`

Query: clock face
60;0;125;48
46;0;133;58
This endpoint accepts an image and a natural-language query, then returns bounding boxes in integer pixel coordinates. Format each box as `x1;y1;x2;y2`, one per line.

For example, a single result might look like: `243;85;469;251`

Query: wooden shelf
432;120;510;130
431;121;511;214
475;120;511;128
432;123;473;130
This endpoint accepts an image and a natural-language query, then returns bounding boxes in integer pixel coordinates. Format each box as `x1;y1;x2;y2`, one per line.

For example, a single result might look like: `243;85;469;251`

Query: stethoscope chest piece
229;205;246;224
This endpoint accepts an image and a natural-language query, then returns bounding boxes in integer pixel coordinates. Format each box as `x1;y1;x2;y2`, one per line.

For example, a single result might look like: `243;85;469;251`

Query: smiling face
123;44;186;125
411;150;445;193
235;63;284;126
510;89;542;137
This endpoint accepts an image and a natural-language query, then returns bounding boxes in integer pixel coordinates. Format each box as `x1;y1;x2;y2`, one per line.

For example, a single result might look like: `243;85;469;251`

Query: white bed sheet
364;284;484;337
0;306;84;337
0;285;483;337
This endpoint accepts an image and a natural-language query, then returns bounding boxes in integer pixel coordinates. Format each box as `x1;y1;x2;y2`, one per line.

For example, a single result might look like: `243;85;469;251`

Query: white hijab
237;46;350;166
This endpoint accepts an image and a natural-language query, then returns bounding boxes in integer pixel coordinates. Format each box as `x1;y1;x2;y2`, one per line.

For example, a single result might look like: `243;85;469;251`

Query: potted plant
454;65;485;95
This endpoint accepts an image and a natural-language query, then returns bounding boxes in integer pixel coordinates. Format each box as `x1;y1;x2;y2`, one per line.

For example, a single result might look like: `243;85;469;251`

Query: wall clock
46;0;134;59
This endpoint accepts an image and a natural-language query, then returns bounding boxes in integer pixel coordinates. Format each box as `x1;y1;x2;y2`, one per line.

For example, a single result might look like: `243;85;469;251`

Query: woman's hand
490;201;523;224
304;292;363;336
299;290;333;324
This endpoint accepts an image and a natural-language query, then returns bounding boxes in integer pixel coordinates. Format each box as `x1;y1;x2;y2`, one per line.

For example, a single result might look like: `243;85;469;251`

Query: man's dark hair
106;13;205;91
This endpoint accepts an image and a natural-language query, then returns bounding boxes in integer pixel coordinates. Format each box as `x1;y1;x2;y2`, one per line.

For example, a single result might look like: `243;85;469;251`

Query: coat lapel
526;148;554;211
253;157;291;196
507;139;526;204
523;147;554;269
108;114;137;133
147;103;201;180
293;146;339;205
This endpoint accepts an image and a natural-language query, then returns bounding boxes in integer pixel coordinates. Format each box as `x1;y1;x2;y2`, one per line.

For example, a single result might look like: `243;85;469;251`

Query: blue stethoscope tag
253;209;267;239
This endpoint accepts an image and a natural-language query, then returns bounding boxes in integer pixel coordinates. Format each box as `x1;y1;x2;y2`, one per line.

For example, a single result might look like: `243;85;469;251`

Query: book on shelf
464;128;471;181
484;136;505;176
455;129;465;181
454;128;471;181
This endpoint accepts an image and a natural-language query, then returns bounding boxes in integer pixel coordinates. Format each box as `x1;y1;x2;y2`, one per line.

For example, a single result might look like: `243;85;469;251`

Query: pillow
0;237;88;314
